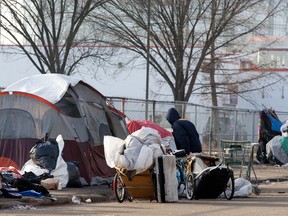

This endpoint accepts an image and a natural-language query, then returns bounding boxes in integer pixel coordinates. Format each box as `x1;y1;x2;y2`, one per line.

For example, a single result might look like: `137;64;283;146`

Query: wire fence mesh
108;97;288;156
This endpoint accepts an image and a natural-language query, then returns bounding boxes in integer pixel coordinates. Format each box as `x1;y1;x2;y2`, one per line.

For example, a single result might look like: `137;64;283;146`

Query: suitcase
155;155;178;202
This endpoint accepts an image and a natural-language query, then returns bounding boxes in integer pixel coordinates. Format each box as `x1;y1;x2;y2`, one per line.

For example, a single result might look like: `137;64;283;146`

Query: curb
258;177;288;184
0;193;112;210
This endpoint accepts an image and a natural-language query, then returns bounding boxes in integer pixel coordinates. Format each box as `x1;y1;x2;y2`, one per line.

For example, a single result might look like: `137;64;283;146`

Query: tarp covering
266;135;288;164
127;120;172;138
4;74;80;104
257;108;283;163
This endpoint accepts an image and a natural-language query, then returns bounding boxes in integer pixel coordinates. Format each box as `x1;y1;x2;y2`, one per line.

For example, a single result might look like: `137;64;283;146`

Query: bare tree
90;0;284;148
0;0;110;75
91;0;283;103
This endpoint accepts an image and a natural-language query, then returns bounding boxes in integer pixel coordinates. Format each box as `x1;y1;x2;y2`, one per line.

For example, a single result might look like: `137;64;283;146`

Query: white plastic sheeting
104;127;164;174
4;74;80;104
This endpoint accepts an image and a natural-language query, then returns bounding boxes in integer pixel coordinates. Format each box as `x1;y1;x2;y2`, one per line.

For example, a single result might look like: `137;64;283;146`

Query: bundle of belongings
266;122;288;165
21;134;69;189
0;168;54;199
257;108;282;163
104;127;171;179
0;134;73;199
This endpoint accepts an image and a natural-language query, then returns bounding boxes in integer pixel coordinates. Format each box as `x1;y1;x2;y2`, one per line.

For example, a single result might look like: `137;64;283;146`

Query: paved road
1;163;288;216
1;180;288;216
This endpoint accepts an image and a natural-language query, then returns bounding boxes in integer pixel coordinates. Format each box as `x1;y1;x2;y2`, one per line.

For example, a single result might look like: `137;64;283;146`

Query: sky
0;48;174;101
0;54;151;100
0;55;38;88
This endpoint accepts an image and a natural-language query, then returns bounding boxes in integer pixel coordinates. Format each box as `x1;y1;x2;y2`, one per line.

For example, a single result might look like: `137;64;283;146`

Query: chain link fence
108;97;288;155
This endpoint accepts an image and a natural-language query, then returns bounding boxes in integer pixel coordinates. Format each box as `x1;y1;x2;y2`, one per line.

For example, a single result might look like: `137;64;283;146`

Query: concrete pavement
1;163;288;210
0;184;114;209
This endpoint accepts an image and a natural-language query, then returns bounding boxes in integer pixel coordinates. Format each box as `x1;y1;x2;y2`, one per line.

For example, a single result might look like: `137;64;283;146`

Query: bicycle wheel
224;172;235;200
186;173;195;200
113;172;126;203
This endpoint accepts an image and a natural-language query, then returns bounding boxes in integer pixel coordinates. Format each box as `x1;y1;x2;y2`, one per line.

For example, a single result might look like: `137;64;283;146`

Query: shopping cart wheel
186;173;195;200
224;171;235;200
113;172;126;203
253;186;261;195
127;195;133;202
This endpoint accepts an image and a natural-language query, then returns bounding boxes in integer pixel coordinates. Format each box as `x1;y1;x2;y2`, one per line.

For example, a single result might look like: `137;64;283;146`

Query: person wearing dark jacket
166;107;202;155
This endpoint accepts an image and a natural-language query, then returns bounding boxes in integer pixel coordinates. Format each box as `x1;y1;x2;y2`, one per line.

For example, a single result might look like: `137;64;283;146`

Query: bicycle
173;150;190;198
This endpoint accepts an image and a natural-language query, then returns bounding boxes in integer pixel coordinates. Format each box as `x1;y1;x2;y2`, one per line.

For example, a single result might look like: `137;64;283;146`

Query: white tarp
4;74;80;104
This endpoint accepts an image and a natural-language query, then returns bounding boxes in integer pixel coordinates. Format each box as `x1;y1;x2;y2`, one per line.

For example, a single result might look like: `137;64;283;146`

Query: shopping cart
239;143;261;195
220;139;261;195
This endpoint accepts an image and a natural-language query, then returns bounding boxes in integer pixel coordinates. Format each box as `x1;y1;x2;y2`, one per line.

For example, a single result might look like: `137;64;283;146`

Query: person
166;107;202;155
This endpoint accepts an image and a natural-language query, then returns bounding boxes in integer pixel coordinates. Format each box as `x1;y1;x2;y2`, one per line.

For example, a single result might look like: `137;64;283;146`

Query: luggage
155;155;178;202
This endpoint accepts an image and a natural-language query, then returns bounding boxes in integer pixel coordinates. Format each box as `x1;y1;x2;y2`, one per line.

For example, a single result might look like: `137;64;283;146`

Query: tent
127;120;172;138
0;74;129;182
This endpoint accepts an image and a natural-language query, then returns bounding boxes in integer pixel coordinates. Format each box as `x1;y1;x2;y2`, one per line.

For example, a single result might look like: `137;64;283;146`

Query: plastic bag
30;138;59;170
21;135;68;189
66;162;82;188
103;136;125;168
41;178;60;190
233;178;252;197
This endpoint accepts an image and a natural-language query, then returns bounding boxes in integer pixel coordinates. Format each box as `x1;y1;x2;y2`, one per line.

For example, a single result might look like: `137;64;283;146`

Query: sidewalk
1;164;288;210
232;163;288;182
0;184;114;209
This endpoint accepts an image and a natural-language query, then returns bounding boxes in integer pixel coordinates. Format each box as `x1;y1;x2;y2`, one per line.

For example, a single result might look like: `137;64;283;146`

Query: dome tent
0;74;129;182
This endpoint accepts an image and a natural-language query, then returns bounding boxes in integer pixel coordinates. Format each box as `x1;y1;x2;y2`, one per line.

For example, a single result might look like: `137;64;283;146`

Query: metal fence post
209;108;212;155
121;98;125;114
233;110;238;141
152;100;156;122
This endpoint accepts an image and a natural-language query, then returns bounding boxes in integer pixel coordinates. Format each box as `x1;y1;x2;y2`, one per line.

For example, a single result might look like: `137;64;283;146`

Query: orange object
0;157;20;171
